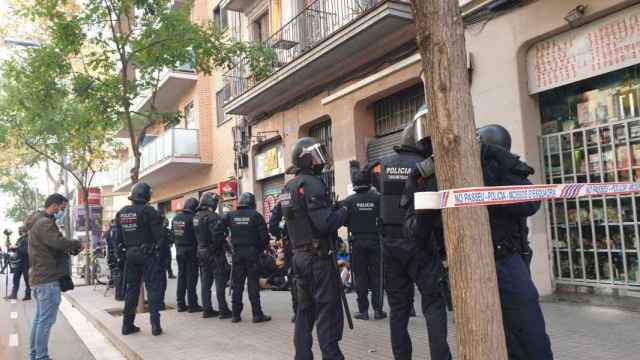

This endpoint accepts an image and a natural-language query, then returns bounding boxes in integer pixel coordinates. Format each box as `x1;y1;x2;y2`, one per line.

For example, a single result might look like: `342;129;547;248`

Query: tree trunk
409;1;508;359
83;189;93;286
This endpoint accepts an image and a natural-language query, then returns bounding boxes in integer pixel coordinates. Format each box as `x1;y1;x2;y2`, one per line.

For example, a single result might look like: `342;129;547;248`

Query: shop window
373;83;425;136
539;64;640;289
213;6;228;32
308;120;335;199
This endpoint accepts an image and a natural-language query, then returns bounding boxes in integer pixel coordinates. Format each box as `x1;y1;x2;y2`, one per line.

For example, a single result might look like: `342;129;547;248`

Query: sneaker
252;314;271;323
374;310;387;320
188;305;203;313
219;310;232;319
231;316;242;323
354;312;369;320
202;309;220;318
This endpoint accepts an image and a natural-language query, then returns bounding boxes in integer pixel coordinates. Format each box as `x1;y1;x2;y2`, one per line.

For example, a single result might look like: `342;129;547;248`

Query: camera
3;229;13;237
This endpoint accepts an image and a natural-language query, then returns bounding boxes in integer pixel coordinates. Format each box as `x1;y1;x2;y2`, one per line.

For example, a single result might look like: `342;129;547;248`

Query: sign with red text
528;5;640;94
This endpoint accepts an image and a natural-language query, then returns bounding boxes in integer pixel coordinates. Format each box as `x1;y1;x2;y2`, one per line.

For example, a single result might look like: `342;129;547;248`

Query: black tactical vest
345;190;380;237
172;212;196;247
377;150;424;227
194;209;219;250
228;209;260;248
118;204;153;249
280;174;325;250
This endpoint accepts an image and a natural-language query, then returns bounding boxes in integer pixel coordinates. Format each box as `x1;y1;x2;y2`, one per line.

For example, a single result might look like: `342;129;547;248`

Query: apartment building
218;0;640;298
110;0;240;219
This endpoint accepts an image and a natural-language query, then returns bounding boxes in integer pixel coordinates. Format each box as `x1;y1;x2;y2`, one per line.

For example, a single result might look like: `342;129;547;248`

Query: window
213;6;228;31
216;86;232;126
308;120;335;199
373;84;425;136
184;101;197;129
253;11;270;43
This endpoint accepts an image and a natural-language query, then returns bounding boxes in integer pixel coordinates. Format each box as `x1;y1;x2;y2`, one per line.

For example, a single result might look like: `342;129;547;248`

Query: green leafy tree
0;45;121;283
0;146;45;223
31;0;274;184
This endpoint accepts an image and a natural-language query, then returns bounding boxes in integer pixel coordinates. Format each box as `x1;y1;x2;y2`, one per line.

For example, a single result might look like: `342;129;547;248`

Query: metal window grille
308;120;335;199
373;84;424;136
541;118;640;290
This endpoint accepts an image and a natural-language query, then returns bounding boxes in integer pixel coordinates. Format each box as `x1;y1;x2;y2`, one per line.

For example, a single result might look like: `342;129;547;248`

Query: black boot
177;304;188;312
252;313;271;323
231;313;242;323
151;318;162;336
122;315;140;335
354;312;369;320
22;294;31;301
188;305;203;313
4;294;17;300
374;310;387;320
202;308;220;318
219;309;232;319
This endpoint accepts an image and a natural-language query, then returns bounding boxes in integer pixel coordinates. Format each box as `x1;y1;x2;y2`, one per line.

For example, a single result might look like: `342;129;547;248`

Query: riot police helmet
238;192;257;209
399;123;416;149
183;197;199;213
350;160;371;192
199;192;219;210
477;124;511;152
129;182;152;204
291;137;330;174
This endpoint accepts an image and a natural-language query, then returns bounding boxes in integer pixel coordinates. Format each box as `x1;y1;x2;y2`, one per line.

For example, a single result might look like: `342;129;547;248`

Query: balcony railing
224;0;384;101
113;128;199;186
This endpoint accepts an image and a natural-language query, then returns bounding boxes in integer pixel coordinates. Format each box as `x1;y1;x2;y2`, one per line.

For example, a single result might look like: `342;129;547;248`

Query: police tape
414;182;640;210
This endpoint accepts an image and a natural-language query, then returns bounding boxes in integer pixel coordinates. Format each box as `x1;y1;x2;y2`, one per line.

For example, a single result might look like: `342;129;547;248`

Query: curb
63;293;143;360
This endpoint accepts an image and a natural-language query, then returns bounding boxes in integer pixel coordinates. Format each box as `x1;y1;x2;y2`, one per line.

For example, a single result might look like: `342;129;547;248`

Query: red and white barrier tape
414;182;640;210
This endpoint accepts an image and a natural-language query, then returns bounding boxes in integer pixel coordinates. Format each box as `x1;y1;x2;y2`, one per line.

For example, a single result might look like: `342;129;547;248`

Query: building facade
218;0;640;298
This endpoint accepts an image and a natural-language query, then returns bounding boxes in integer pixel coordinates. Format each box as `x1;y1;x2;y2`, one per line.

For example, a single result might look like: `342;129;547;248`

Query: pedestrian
477;124;554;359
375;105;452;360
280;137;348;360
26;193;83;360
268;201;298;322
6;226;31;300
213;192;271;324
172;197;202;313
115;182;166;336
195;192;232;319
343;165;386;320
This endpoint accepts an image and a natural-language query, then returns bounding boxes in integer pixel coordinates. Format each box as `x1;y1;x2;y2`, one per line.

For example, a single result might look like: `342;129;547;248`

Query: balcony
112;128;205;192
223;0;414;118
132;64;198;113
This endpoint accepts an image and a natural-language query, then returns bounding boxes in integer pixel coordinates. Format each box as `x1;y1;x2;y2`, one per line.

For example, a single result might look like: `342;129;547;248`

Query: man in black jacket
172;198;201;313
7;226;30;300
115;182;166;336
195;192;231;319
213;192;271;323
477;124;553;360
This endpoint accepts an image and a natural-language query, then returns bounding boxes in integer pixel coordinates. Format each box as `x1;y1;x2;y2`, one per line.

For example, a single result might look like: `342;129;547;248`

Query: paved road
0;272;95;360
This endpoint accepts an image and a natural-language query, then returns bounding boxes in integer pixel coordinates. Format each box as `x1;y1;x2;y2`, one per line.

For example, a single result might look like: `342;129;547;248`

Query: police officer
343;163;385;321
477;124;554;360
195;192;232;319
376;105;451;360
280;137;347;360
7;226;30;300
106;219;125;301
172;198;202;313
268;200;298;322
213;192;271;323
115;182;166;336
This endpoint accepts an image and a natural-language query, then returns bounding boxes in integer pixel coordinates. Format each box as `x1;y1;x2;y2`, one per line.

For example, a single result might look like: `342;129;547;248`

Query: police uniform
268;202;298;321
213;193;271;323
375;145;451;360
172;204;200;312
481;144;553;360
282;168;347;360
106;221;125;301
195;204;231;318
115;184;166;336
342;188;384;319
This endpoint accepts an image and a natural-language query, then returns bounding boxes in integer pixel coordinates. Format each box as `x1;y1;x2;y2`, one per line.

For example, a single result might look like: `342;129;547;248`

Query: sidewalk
64;276;640;360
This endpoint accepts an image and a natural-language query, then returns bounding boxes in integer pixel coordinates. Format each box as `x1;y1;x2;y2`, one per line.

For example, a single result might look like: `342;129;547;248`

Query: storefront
529;4;640;291
254;142;285;220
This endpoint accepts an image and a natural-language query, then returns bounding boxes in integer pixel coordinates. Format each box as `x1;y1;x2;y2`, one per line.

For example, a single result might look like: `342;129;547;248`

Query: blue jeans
30;281;61;360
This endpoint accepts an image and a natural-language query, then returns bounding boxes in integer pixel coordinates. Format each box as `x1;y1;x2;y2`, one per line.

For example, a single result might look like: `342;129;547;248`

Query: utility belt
293;239;324;257
381;224;404;239
494;239;520;260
